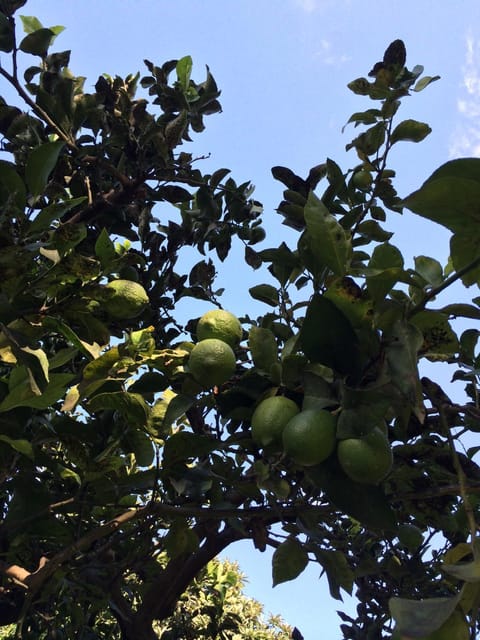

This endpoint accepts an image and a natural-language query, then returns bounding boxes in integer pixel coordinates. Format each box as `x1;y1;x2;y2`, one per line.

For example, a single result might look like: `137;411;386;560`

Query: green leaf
384;319;425;421
162;432;218;465
403;160;480;236
389;595;461;637
19;15;43;32
272;537;309;587
25;141;64;199
95;228;117;266
315;549;354;600
302;191;351;277
450;232;480;287
306;459;397;531
162;393;195;428
88;392;150;427
0;435;33;459
248;326;279;373
0;11;14;51
300;294;360;377
366;242;404;303
176;55;193;90
390;119;431;144
164;519;199;559
248;284;279;307
443;558;480;582
0;370;74;411
0;161;26;210
28;197;87;235
19;27;54;55
414;255;443;287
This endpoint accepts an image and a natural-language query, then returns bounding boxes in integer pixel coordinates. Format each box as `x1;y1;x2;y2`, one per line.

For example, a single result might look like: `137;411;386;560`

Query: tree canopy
0;3;480;639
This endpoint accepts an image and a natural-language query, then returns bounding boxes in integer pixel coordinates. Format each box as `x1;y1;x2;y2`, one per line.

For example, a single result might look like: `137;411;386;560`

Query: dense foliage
0;3;480;639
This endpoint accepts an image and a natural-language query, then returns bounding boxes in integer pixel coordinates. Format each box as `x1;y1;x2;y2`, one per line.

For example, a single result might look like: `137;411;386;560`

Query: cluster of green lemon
187;309;242;388
251;395;393;485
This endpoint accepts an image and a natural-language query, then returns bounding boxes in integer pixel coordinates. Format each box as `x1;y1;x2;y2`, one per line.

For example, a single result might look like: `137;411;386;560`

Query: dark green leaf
403;172;480;237
88;392;150;427
272;537;309;587
302;191;351;277
0;11;14;51
315;549;354;600
163;432;218;464
19;27;54;55
95;228;117;266
300;294;360;376
414;255;443;287
366;242;404;302
249;284;279;307
0;435;33;459
450;232;480;287
306;459;397;531
25;141;64;198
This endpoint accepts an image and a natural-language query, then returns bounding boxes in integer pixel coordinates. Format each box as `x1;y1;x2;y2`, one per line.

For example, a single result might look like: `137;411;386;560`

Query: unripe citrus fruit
103;280;149;319
397;523;424;551
337;427;392;485
188;338;236;388
251;396;300;448
352;169;373;190
282;409;336;466
196;309;243;347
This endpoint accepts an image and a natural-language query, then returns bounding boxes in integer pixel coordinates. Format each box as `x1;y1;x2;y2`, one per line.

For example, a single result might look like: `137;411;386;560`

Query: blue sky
5;1;480;637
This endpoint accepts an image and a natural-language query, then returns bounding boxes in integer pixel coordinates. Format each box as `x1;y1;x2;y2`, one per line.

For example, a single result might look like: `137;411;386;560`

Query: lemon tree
2;15;480;640
282;409;336;466
196;309;243;347
251;395;299;448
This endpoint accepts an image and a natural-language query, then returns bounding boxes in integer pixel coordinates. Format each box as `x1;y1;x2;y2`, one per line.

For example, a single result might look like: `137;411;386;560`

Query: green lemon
103;280;149;319
282;409;337;466
188;338;236;388
196;309;243;347
352;169;373;190
251;396;300;448
337;427;392;485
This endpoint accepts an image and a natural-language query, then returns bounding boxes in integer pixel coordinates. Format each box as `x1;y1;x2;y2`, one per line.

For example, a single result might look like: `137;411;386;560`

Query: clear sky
4;1;480;637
